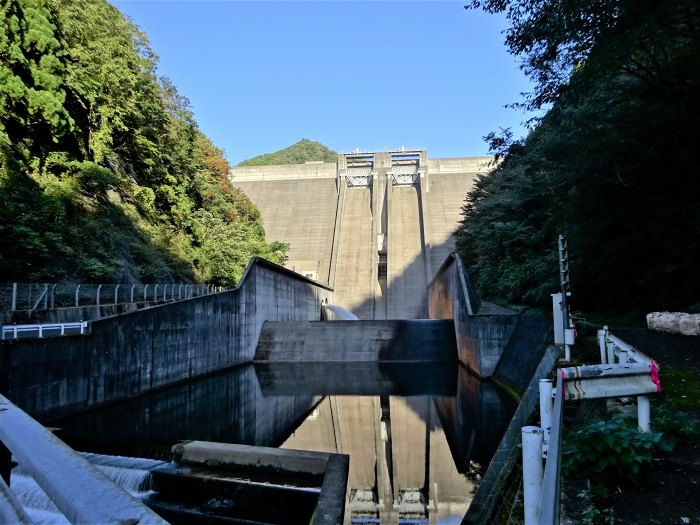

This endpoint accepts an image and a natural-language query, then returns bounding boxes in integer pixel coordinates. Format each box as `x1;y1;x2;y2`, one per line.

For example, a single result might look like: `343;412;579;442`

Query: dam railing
525;328;661;524
0;394;167;524
2;282;224;313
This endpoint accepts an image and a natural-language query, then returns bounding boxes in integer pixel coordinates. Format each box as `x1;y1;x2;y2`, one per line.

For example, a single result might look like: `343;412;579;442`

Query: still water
52;361;516;524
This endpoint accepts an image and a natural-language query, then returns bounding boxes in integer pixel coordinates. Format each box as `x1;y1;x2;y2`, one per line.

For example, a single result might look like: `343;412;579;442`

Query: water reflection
53;362;516;524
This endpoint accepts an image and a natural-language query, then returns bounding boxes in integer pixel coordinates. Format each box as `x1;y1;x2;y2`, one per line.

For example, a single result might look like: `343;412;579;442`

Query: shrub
562;414;674;497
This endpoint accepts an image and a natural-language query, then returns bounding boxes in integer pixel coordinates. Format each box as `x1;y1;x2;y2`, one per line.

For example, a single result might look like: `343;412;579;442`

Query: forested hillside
457;0;700;318
0;0;286;287
237;139;337;166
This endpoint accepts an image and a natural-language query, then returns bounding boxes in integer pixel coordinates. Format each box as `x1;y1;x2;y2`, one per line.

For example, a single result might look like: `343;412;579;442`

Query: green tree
458;0;700;316
237;138;337;166
0;0;75;167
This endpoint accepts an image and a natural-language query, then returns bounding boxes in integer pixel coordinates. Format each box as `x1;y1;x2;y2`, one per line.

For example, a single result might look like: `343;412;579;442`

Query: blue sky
113;1;533;164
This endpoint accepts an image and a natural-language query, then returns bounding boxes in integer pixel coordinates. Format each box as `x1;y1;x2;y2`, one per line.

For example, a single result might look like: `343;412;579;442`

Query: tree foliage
237;138;337;166
0;0;286;286
458;0;700;316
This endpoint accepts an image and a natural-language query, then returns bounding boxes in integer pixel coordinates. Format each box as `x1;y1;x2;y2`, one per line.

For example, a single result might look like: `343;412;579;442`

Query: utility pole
558;234;573;361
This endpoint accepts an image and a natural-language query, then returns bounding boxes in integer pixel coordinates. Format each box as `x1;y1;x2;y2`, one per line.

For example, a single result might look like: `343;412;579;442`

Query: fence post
606;340;616;364
43;284;48;310
539;379;554;454
598;327;608;364
143;285;148;302
114;284;120;305
638;396;651;432
11;283;17;311
154;284;159;302
51;285;57;309
564;328;575;362
522;426;545;525
75;285;81;307
618;349;629;364
130;284;136;303
96;284;102;309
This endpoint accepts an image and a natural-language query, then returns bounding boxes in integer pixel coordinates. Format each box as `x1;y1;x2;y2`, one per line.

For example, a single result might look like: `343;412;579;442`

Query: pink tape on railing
650;361;661;392
560;369;566;397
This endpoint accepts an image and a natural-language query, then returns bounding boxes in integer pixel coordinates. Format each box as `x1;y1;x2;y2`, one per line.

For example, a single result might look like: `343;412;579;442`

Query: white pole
598;328;607;364
638;396;651;432
539;379;553;453
606;341;616;364
522;426;544;525
564;328;575;362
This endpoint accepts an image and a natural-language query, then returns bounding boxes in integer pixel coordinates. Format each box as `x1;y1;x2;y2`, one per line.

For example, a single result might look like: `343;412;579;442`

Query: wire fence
0;283;225;313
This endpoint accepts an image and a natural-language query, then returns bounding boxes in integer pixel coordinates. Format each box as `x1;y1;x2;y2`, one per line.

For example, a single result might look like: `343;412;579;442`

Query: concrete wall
233;178;339;284
230;162;337;181
387;185;428;319
230;154;495;321
428;253;518;378
3;258;333;420
254;320;457;362
425;156;493;175
332;186;376;319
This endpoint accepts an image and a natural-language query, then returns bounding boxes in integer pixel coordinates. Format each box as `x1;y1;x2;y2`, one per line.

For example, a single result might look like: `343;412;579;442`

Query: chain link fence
1;283;224;313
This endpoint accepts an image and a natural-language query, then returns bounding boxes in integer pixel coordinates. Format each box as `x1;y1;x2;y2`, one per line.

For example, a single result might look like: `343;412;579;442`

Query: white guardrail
0;394;167;524
2;322;89;340
524;326;661;525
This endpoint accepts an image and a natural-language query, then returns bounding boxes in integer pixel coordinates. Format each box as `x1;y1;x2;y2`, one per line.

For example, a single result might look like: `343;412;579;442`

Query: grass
659;366;700;413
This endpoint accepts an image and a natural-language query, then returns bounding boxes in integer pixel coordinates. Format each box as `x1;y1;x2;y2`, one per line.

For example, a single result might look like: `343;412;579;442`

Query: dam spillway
231;151;492;320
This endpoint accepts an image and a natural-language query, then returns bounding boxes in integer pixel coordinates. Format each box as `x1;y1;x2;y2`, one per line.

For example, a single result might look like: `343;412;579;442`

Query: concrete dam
231;150;493;320
1;150;557;524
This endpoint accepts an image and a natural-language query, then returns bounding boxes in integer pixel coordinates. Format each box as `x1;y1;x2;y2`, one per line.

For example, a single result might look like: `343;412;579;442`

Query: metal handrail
0;394;167;524
528;329;661;525
2;322;89;340
2;282;225;312
539;373;564;525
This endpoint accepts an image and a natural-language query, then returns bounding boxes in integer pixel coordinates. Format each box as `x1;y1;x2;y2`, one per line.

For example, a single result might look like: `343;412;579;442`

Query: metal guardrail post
50;284;56;309
598;327;608;364
618;349;629;364
43;284;48;310
638;396;651;432
539;379;554;453
153;284;159;302
114;284;120;305
606;340;616;364
11;283;17;312
75;285;81;307
96;284;102;309
522;426;545;525
130;284;136;303
143;284;148;302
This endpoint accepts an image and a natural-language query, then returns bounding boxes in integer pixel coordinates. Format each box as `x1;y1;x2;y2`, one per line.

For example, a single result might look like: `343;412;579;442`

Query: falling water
9;453;168;524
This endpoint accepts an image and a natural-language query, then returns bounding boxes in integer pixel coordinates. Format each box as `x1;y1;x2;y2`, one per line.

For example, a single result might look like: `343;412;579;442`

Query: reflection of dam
280;366;515;524
51;360;515;525
231;151;492;319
